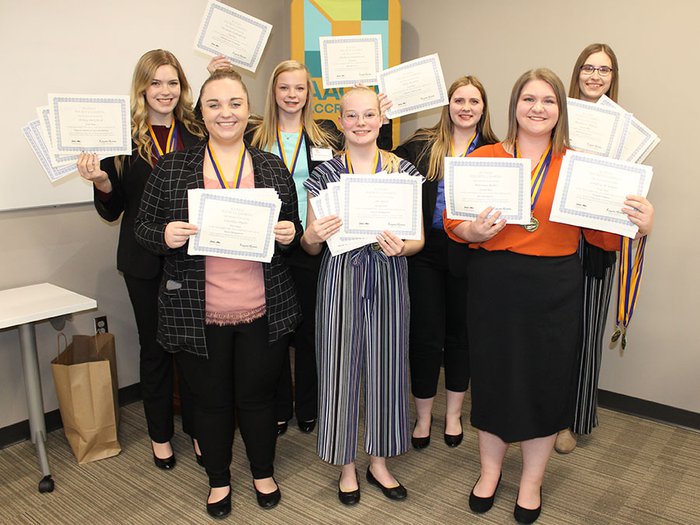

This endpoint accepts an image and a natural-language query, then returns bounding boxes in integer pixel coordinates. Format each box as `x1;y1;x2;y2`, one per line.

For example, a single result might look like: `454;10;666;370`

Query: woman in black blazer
391;76;498;450
76;49;204;469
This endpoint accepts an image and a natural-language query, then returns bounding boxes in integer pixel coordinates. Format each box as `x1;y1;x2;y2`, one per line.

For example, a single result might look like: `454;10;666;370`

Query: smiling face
145;65;181;121
449;84;484;133
200;78;249;145
578;51;614;102
338;89;381;148
275;69;308;118
516;79;559;139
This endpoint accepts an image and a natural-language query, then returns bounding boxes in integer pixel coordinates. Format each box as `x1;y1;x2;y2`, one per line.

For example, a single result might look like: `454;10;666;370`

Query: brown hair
568;43;620;102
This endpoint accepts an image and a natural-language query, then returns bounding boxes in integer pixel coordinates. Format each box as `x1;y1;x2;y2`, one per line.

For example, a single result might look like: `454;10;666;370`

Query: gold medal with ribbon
612;236;648;349
514;141;553;233
206;142;246;189
147;121;178;159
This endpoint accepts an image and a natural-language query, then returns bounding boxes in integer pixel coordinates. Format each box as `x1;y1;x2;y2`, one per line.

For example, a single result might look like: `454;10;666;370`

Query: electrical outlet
94;315;109;334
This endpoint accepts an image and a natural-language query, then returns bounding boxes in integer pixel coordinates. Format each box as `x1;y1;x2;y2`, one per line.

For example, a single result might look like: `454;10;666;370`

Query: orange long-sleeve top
443;143;621;256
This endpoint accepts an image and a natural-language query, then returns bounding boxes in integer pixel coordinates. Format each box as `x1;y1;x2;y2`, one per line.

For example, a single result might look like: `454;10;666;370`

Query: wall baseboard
598;389;700;430
0;383;141;449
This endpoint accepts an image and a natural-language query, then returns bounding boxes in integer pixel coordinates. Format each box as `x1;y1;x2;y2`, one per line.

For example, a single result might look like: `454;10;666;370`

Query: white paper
310;190;374;256
319;34;383;89
567;97;625;158
596;95;660;163
22;119;78;182
36;106;79;167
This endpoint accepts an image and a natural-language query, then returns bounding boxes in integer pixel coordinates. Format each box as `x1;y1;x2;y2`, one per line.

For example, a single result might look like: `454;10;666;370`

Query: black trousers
123;273;194;443
275;249;320;423
407;229;469;399
176;318;287;487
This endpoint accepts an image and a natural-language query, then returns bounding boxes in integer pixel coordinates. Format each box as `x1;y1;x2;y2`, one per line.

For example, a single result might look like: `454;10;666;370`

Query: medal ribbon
345;149;381;174
450;131;479;157
147;121;178;159
613;235;648;349
276;125;304;176
514;141;553;211
206;142;246;189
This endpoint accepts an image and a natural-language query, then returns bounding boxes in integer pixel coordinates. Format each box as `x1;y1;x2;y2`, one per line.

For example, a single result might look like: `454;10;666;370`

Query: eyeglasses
580;64;614;77
342;111;380;122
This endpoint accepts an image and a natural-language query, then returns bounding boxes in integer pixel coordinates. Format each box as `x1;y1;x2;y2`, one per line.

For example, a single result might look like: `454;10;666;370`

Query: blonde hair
251;60;338;151
503;68;569;155
568;43;619;102
125;50;203;171
407;76;499;181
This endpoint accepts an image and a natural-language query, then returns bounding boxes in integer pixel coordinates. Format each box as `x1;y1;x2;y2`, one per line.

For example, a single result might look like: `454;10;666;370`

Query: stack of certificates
310;173;423;256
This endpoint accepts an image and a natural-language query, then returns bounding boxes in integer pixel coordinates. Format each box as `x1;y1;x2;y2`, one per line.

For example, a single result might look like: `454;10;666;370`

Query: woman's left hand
623;195;654;237
274;220;296;246
376;230;404;256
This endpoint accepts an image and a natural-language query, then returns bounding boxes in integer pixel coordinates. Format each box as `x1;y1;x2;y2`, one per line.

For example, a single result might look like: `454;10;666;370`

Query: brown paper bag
51;333;121;464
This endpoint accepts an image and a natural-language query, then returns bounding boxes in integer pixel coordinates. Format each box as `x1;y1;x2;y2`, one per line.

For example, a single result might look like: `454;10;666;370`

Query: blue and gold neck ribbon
450;131;479;157
612;236;648;349
147;121;178;159
514;141;553;211
345;149;381;174
206;142;246;189
276;125;304;176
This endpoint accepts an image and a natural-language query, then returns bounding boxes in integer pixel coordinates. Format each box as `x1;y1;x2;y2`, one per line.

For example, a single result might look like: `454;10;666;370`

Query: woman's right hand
164;221;198;249
77;153;112;193
467;207;506;242
207;55;233;74
304;214;342;245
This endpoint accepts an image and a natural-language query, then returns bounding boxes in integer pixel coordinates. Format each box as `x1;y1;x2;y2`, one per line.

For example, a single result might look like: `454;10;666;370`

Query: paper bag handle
56;332;68;359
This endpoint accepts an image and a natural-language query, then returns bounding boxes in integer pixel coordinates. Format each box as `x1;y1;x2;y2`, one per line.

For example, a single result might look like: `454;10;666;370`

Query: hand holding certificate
319;35;383;89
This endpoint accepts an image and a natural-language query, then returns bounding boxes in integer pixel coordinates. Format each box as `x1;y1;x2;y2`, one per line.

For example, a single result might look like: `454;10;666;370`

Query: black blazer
94;124;200;279
134;143;303;357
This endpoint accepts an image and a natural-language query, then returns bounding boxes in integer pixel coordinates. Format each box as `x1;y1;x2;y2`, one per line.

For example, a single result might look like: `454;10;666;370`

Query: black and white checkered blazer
135;141;302;357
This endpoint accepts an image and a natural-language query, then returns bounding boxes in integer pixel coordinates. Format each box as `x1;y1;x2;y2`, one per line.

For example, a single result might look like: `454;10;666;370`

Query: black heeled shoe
277;421;288;436
337;470;360;506
206;486;231;519
254;478;281;509
444;416;464;448
366;466;407;500
192;438;203;467
298;419;317;433
410;417;432;449
152;443;176;470
468;473;502;513
514;488;542;524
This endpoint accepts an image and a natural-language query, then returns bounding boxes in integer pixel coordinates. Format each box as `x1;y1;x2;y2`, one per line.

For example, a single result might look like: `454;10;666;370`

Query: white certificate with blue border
36;106;80;167
319;34;383;89
22;120;79;182
550;151;653;238
194;0;272;73
339;173;422;239
444;157;531;225
596;95;660;163
187;188;281;262
48;94;131;156
567;97;625;158
378;54;448;119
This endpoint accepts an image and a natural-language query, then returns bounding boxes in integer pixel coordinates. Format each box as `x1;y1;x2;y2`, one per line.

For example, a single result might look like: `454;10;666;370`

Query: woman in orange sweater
444;68;653;524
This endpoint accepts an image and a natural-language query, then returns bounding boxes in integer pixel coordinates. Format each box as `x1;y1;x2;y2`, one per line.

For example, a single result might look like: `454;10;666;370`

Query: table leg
18;323;54;493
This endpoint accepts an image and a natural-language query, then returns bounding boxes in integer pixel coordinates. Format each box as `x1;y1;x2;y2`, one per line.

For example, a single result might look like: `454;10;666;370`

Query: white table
0;283;96;492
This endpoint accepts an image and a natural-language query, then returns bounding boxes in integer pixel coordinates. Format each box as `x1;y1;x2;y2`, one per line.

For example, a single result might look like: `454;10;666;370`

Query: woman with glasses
301;86;424;506
555;43;620;455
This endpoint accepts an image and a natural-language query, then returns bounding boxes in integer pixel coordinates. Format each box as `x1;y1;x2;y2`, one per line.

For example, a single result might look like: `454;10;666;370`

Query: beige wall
1;0;697;431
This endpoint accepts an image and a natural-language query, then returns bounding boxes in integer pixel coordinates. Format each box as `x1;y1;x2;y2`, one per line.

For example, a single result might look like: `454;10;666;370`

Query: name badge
310;147;333;162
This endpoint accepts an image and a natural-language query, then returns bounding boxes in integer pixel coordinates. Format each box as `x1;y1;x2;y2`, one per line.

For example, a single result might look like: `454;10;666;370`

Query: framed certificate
319;34;383;89
194;0;272;73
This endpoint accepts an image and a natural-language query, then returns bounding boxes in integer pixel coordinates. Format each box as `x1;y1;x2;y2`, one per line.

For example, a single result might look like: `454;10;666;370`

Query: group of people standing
78;42;654;523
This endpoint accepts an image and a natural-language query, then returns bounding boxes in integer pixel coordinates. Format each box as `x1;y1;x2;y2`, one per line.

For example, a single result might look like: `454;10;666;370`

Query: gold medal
611;327;622;343
621;333;628;350
522;216;539;233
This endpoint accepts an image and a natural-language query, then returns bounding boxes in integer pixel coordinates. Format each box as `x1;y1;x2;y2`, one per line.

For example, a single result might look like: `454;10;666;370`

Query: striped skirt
315;245;410;465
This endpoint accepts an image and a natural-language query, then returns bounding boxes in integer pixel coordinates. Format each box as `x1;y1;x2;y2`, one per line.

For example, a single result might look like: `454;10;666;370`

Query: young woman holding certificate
391;76;498;450
76;49;204;470
301;86;424;506
135;68;301;519
555;43;621;454
443;69;653;523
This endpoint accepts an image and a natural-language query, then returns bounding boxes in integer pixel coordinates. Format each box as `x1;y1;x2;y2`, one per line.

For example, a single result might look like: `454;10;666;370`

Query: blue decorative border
446;159;527;221
51;96;130;153
381;56;447;116
624;118;654;162
567;99;622;158
321;36;382;88
23;120;78;182
193;193;276;258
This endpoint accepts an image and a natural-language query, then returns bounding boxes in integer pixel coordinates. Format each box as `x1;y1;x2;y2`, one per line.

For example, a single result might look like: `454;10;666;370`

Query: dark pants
123;273;194;443
407;229;469;399
275;249;320;423
176;318;287;487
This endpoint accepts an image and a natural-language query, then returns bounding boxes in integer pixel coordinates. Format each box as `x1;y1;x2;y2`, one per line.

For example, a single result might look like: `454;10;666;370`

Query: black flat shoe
468;473;502;514
444;416;464;448
338;470;360;506
366;466;407;500
514;488;542;524
298;419;317;433
411;417;432;449
254;479;281;509
206;487;231;519
277;421;288;436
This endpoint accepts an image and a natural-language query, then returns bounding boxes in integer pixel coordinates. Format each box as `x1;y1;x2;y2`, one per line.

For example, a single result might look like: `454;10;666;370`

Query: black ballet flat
206;486;231;519
254;479;281;509
468;473;502;514
366;466;407;500
337;470;360;506
298;419;317;433
411;417;432;450
444;416;464;448
514;487;542;524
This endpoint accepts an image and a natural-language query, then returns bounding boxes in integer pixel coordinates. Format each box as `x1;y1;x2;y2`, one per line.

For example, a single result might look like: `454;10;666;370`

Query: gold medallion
621;333;628;350
611;328;622;343
522;216;539;233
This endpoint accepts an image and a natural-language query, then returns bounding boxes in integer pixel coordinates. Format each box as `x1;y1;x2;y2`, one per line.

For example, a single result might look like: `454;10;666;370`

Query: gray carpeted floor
1;382;698;525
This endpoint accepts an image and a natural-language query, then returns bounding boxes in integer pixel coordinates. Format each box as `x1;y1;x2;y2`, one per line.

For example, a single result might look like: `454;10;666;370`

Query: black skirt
467;249;582;443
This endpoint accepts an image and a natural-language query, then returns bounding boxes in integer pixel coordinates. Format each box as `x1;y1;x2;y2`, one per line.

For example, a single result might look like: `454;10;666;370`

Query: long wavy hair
406;75;499;181
504;68;569;156
251;60;338;151
568;43;620;102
